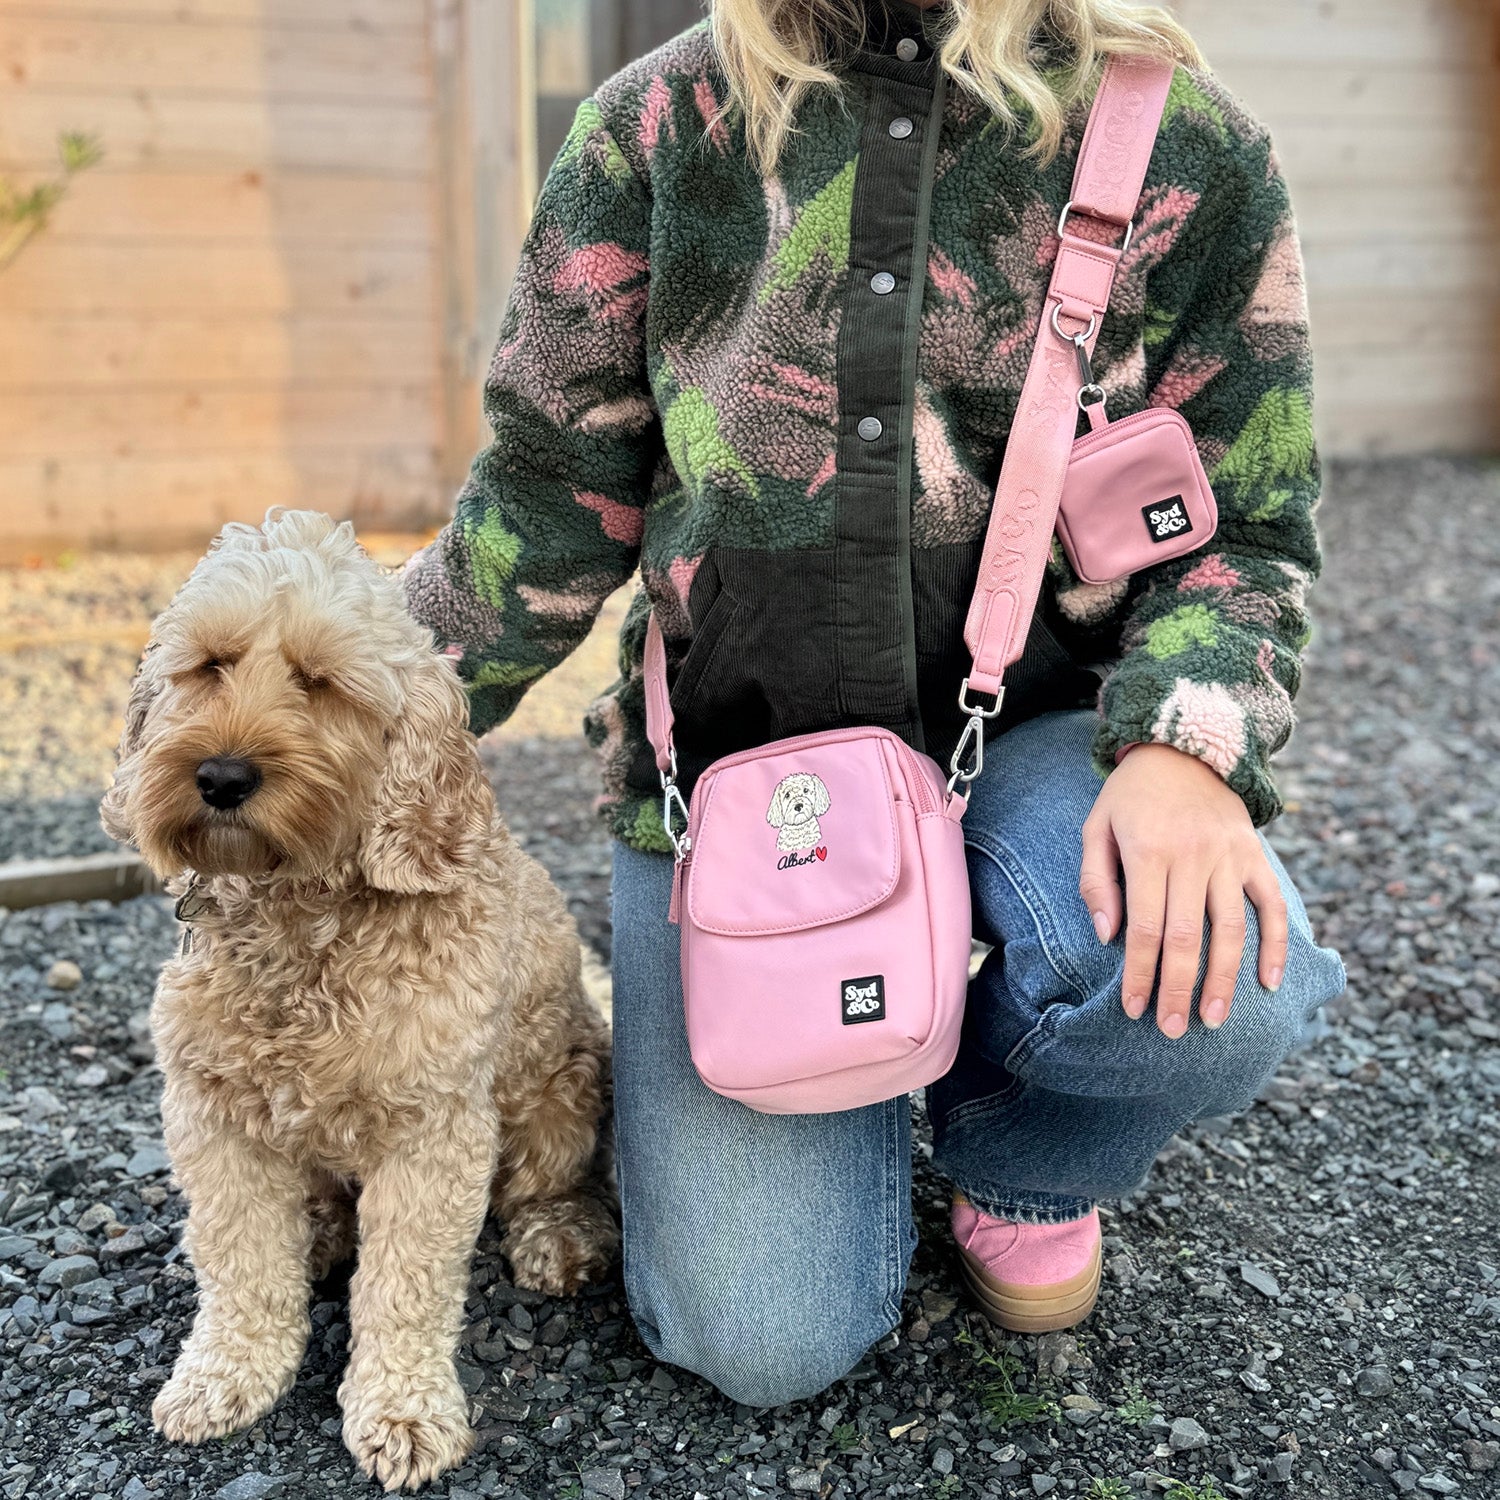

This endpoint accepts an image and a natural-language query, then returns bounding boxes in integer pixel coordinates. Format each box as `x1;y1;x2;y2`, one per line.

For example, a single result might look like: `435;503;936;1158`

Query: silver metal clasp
1050;304;1097;347
1056;199;1135;258
1052;305;1107;414
658;747;691;862
958;677;1006;721
947;716;985;796
947;680;1006;797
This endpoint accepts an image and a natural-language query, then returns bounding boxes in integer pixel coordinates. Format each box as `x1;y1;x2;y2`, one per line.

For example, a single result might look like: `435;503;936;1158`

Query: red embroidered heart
816;847;827;860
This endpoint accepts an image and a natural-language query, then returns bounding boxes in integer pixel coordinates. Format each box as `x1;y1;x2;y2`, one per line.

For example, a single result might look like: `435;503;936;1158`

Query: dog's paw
153;1354;290;1443
343;1387;474;1493
504;1201;618;1296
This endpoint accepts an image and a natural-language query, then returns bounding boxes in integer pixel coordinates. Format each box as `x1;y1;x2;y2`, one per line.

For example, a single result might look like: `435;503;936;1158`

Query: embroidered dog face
766;772;831;853
101;508;491;891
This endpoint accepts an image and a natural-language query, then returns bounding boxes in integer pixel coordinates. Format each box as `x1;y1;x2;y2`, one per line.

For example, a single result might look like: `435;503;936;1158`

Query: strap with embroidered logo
948;55;1175;791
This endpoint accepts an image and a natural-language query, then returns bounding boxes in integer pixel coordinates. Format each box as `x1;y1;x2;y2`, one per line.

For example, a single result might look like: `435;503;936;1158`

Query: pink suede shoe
951;1194;1102;1333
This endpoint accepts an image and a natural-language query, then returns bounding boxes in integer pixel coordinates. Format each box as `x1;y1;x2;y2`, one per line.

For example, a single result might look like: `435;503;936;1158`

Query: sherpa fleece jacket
402;0;1323;855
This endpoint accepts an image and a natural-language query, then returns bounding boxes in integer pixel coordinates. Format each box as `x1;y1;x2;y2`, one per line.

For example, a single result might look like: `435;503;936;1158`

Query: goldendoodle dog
100;509;616;1491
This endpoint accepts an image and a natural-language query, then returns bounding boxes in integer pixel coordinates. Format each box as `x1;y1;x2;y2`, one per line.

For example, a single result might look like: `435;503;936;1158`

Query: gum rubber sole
957;1237;1103;1334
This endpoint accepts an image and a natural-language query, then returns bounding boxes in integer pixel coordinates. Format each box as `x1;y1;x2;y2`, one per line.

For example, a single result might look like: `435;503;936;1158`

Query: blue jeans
610;709;1346;1405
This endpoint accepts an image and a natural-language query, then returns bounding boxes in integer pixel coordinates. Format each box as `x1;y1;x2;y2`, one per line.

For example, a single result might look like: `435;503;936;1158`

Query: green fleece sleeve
402;98;661;737
1093;118;1323;827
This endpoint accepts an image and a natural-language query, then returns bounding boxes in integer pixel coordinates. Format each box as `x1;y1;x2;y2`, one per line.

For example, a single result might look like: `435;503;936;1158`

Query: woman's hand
1079;743;1287;1038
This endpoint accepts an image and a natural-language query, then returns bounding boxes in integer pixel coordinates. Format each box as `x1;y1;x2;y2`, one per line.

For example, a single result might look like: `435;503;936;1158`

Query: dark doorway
536;0;708;174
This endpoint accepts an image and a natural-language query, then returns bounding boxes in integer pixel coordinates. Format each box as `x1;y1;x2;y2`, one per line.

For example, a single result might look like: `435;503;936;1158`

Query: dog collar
174;878;215;954
174;878;212;924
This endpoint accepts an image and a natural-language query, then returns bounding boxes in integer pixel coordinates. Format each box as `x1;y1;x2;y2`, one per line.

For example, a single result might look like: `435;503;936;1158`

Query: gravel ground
1;456;1498;1500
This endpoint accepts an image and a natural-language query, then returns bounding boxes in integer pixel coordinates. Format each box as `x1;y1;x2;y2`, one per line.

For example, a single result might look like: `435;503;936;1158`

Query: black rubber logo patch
841;975;886;1024
1143;495;1193;544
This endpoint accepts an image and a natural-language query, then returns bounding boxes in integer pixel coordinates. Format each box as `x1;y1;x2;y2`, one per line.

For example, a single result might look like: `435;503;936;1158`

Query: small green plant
830;1421;862;1453
1163;1480;1229;1500
932;1476;963;1498
1084;1480;1133;1500
0;131;103;272
110;1418;134;1437
955;1327;1059;1428
1114;1386;1157;1427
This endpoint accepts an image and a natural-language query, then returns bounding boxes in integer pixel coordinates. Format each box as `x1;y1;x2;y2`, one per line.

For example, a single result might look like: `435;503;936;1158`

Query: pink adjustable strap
961;56;1174;703
644;611;675;774
641;55;1175;779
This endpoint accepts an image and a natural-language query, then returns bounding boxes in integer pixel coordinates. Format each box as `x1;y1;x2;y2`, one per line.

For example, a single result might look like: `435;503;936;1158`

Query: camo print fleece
402;16;1323;852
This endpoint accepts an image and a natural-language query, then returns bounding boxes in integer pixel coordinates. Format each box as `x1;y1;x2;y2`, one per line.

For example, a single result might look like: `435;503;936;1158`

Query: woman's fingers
1202;867;1249;1029
1245;855;1290;992
1120;849;1167;1021
1154;863;1209;1038
1079;812;1124;945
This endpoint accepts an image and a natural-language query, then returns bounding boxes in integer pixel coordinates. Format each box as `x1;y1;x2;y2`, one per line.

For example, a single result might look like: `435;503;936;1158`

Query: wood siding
0;0;448;557
0;0;1494;557
1172;0;1500;456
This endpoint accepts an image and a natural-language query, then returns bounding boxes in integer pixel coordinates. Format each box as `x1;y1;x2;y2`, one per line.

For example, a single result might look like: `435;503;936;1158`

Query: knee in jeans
707;1329;867;1408
1192;926;1344;1115
628;1274;884;1407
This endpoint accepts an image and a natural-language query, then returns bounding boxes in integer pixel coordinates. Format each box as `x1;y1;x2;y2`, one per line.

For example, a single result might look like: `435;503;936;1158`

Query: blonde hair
708;0;1205;174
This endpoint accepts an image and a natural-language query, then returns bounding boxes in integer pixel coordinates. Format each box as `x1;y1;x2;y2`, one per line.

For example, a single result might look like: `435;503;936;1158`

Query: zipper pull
669;855;685;925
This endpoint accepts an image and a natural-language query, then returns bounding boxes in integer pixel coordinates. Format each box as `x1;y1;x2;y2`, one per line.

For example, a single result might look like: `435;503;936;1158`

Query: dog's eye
199;658;231;676
291;665;329;693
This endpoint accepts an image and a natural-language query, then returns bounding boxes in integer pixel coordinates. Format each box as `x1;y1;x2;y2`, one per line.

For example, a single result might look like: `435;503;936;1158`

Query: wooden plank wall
1;1;1495;558
1173;0;1500;456
0;0;448;557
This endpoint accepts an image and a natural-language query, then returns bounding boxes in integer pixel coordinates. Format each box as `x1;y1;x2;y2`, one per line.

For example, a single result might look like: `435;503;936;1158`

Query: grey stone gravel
2;458;1499;1499
1238;1262;1280;1300
1356;1365;1396;1398
1169;1416;1211;1451
122;1146;169;1180
214;1475;296;1500
35;1255;99;1291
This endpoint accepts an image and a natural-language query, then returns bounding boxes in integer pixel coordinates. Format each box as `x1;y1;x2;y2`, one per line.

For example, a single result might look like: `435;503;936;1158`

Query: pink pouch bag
643;58;1180;1114
1054;402;1218;586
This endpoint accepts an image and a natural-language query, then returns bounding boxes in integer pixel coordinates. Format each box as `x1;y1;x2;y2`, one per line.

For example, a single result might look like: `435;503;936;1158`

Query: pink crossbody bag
643;57;1214;1114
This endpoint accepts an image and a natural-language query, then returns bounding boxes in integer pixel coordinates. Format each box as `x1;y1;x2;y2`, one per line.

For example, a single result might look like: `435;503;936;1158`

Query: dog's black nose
196;757;261;810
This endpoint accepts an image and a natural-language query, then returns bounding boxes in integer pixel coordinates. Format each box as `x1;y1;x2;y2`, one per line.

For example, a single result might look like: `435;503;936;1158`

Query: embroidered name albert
777;847;828;871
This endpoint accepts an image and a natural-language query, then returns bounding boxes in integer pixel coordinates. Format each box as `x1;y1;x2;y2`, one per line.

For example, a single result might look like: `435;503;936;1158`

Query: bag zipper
1069;404;1186;459
688;725;943;828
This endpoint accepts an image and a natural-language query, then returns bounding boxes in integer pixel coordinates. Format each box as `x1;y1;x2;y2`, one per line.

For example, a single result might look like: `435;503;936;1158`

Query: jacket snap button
896;37;919;61
857;416;883;441
888;116;914;139
870;271;896;295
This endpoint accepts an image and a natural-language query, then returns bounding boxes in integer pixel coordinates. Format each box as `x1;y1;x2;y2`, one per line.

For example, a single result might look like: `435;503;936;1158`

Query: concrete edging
0;852;162;911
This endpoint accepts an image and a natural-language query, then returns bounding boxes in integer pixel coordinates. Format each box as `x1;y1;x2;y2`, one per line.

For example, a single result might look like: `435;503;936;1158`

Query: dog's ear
99;644;162;847
358;656;493;894
766;784;787;828
810;775;831;816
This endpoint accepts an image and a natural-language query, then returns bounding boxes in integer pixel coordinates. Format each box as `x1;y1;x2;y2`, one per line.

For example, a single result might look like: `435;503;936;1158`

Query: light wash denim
609;709;1346;1405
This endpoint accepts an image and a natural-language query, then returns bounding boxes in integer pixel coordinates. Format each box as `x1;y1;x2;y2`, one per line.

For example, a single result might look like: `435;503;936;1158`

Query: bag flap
687;734;900;936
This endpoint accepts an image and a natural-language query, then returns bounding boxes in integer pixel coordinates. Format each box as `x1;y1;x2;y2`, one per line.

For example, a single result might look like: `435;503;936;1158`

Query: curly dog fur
101;509;616;1491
